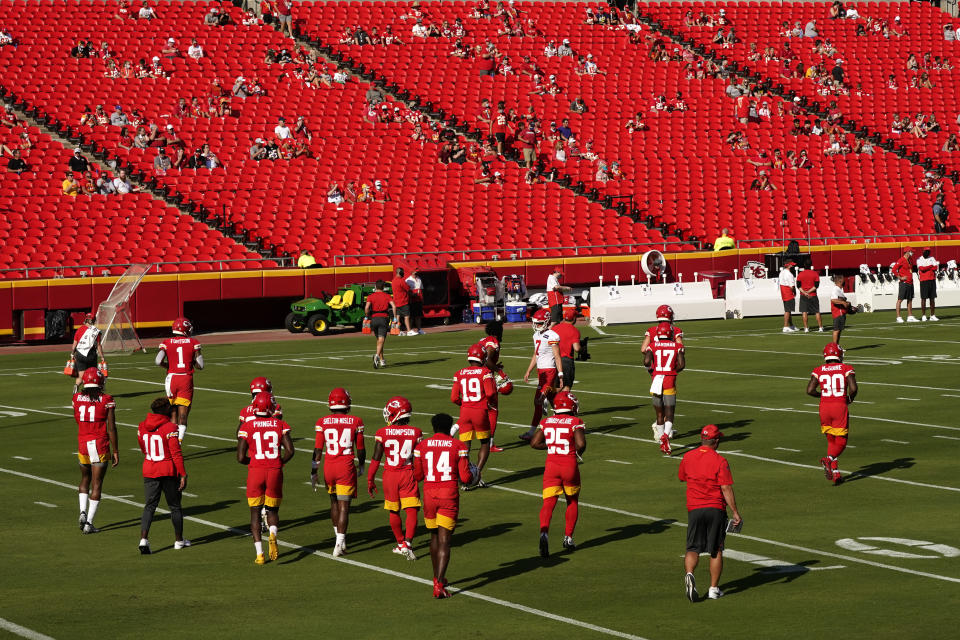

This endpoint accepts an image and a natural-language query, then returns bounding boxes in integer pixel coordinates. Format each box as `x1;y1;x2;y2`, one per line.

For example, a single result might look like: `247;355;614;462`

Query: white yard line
933;435;960;441
605;460;632;465
881;439;910;445
0;617;56;640
774;447;802;453
12;456;31;461
33;501;56;508
0;466;649;640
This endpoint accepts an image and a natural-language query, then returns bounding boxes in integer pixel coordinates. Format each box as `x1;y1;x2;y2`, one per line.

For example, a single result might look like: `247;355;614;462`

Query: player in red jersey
806;343;858;485
156;317;203;441
521;308;563;441
238;376;283;533
414;413;473;598
72;368;118;534
367;396;423;560
312;388;365;557
237;393;295;564
137;398;189;554
640;305;685;354
643;323;686;455
451;345;497;488
475;320;505;452
530;391;586;557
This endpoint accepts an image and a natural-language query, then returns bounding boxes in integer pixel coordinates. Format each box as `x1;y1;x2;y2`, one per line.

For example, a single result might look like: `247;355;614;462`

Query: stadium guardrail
0;257;295;279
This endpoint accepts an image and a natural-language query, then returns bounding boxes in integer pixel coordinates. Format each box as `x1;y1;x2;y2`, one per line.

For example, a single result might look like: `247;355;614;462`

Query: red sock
404;507;418;541
487;408;498;438
388;511;403;544
531;396;544;429
827;435;847;461
564;496;579;537
539;496;558;532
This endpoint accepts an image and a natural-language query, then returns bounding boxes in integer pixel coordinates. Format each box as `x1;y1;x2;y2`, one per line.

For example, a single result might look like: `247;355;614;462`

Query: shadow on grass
485;466;543;487
718;560;820;595
675;419;753;441
452;520;521;549
578;519;677;551
98;517;142;532
112;389;161;399
579;404;642;417
390;358;450;368
843;457;915;483
845;343;883;351
183;446;236;462
182;498;241;518
589;420;641;436
453;554;569;591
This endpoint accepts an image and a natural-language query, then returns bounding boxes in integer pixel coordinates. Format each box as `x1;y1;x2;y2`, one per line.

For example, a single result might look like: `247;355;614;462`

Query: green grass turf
1;313;959;639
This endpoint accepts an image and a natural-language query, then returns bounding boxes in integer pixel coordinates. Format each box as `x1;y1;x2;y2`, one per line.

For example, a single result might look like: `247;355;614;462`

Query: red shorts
77;434;109;464
382;467;421;511
165;373;194;406
819;402;849;436
324;457;357;499
537;368;559;395
457;406;490;441
423;490;459;531
542;459;581;498
247;467;283;508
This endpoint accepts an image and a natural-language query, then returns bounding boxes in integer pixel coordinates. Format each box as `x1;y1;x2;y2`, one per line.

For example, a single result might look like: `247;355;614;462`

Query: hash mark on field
612;416;633;420
881;439;910;445
942;394;960;399
803;403;820;408
933;435;960;441
33;501;56;508
186;444;206;449
775;447;802;453
606;460;631;465
129;448;141;452
182;492;198;498
488;467;514;473
712;410;733;414
12;456;31;461
897;397;921;401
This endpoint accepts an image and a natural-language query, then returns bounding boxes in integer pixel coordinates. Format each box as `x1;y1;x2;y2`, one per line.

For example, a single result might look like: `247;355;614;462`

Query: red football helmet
655;321;674;341
656;305;674;322
172;316;193;336
532;307;550;331
81;367;104;389
553;391;579;415
823;342;844;362
495;369;513;395
328;387;352;410
562;307;577;321
249;376;272;396
383;396;412;424
467;344;485;364
252;392;276;416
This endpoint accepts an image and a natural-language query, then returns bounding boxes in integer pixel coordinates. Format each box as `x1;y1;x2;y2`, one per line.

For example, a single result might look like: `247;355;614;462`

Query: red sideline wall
4;242;959;341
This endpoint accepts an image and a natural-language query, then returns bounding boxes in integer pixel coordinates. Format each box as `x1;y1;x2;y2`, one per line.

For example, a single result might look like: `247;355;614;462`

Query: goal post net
96;264;152;354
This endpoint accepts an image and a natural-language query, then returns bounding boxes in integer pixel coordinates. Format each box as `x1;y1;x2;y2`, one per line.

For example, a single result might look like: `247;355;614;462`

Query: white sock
79;493;88;513
333;526;339;536
87;499;100;525
269;525;278;537
254;541;263;555
177;425;186;441
139;537;149;547
336;532;345;546
664;421;674;438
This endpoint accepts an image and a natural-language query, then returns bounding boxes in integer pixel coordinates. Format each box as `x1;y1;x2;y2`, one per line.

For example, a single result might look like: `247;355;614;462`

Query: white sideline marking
933;435;960;441
186;444;207;449
606;460;631;465
487;467;514;473
896;398;920;402
12;456;31;461
774;447;801;453
182;492;198;498
612;416;633;420
0;616;56;640
943;394;960;399
881;439;910;445
33;501;56;508
711;410;733;414
0;467;649;640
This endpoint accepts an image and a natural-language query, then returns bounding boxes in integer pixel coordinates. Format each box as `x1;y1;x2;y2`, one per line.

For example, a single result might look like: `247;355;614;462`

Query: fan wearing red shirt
678;425;741;602
806;343;858;485
893;247;917;323
392;267;414;335
643;325;685;455
237;393;295;564
795;266;823;332
137;398;188;554
551;309;581;391
414;413;473;598
72;368;118;534
451;345;497;487
368;396;423;560
156;316;203;441
312;388;365;557
530;392;586;557
364;280;396;368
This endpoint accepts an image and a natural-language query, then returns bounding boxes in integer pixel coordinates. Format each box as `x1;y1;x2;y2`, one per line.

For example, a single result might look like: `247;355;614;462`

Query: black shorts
920;280;936;300
409;299;423;318
686;507;727;558
898;282;914;301
549;304;563;324
800;295;820;315
493;132;505;143
560;357;575;387
396;304;410;318
370;317;389;338
73;350;98;373
832;314;847;332
782;299;795;313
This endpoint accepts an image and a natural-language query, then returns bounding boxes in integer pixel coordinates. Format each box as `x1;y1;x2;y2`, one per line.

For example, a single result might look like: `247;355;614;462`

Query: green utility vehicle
285;283;384;335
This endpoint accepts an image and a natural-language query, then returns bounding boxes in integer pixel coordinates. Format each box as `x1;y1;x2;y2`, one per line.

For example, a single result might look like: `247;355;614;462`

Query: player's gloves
310;470;318;492
367;479;378;497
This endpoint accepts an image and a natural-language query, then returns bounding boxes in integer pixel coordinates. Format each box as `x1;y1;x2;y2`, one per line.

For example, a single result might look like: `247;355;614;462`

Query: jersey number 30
819;373;847;398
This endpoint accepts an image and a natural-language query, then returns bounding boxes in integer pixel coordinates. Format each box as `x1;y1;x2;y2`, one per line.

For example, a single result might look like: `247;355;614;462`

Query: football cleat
379;357;386;368
333;541;345;557
539;533;549;558
651;422;664;444
372;353;380;369
268;533;279;561
803;327;809;333
433;578;451;599
818;327;825;332
832;472;843;486
489;443;503;453
907;316;919;323
254;553;266;565
896;316;905;323
820;457;833;481
930;315;939;322
684;572;698;602
562;536;576;551
659;433;672;455
392;543;408;556
707;587;724;600
82;523;100;535
782;327;793;333
921;315;928;322
78;511;87;530
402;542;417;561
139;539;151;555
174;539;191;550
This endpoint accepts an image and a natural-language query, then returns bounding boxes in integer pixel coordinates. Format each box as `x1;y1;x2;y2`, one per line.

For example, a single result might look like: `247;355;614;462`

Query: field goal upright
96;263;152;354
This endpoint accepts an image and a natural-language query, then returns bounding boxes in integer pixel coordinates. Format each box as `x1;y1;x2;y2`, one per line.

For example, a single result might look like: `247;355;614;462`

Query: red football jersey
812;363;855;405
159;336;202;374
538;415;585;462
475;335;500;364
138;413;186;478
414;434;471;499
239;417;291;469
451;366;497;410
552;323;581;359
239;401;283;423
315;414;365;460
374;425;423;470
645;323;684;345
645;339;683;375
73;392;115;440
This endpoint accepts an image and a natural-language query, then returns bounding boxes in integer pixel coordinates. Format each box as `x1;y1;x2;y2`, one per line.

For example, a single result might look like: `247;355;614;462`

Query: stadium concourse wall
3;241;960;342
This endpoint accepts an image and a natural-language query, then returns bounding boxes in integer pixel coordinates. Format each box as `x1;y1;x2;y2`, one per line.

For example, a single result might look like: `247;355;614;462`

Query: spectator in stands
109;105;128;127
557;118;573;140
570;96;587;114
79;171;97;195
115;0;131;20
203;7;228;26
187;39;204;60
713;228;735;252
749;171;776;191
945;25;955;42
327;183;344;204
96;173;116;194
250;138;267;161
944;134;959;153
557;39;574;56
7;149;27;174
232;76;249;99
112;169;136;194
297;250;317;269
828;2;842;20
62;172;81;197
168;145;184;169
274;117;292;140
70;39;92;58
161;38;180;58
131;126;149;149
138;1;157;20
154;147;172;175
933;194;949;233
275;0;293;38
68;148;89;173
365;84;385;106
803;19;818;38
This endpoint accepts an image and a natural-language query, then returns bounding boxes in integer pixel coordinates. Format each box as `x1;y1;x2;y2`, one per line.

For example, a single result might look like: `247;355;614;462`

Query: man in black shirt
68;148;89;173
7;149;28;174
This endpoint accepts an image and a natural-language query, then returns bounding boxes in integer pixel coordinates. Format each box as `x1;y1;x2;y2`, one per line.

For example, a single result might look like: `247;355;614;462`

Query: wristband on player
311;460;319;471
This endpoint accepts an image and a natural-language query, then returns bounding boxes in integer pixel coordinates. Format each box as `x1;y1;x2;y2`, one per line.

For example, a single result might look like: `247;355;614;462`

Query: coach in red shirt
893;247;917;323
365;280;396;369
678;424;742;601
551;309;581;391
392;267;413;335
137;398;188;554
795;266;823;332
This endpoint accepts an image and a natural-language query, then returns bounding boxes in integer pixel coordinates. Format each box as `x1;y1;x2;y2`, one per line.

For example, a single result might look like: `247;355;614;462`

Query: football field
1;314;958;640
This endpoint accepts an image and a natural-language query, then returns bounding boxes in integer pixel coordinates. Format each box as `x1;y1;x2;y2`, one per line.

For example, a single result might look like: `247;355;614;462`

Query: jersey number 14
423;450;452;482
